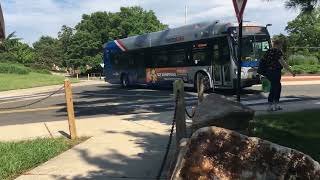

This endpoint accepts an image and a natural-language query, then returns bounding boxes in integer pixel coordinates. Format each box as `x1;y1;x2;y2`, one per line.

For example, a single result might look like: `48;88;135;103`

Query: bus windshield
242;35;270;61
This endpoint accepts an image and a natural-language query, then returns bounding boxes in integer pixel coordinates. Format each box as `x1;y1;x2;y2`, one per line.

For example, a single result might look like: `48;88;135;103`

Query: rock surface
192;94;254;131
172;127;320;180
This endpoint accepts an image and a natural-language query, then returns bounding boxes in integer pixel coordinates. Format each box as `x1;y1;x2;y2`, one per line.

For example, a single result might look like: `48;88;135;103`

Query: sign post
233;0;247;102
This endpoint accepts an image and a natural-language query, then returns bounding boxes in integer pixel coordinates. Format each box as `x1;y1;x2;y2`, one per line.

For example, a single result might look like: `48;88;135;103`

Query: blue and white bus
103;20;271;90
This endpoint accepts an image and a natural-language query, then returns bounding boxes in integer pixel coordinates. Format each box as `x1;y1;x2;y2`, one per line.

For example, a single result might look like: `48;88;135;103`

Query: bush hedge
291;65;320;74
0;63;52;75
288;55;319;66
0;63;31;75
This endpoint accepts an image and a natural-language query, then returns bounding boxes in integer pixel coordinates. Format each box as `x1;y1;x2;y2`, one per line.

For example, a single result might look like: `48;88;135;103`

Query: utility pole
232;0;247;102
237;19;243;102
185;5;188;25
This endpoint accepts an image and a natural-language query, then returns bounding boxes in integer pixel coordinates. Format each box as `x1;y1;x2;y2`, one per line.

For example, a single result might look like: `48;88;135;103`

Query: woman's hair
272;39;282;48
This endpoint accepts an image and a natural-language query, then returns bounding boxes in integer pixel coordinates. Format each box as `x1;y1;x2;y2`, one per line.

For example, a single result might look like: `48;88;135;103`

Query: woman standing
263;40;295;111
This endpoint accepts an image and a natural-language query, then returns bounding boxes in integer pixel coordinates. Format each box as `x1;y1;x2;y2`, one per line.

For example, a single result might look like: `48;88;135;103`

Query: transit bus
103;20;271;90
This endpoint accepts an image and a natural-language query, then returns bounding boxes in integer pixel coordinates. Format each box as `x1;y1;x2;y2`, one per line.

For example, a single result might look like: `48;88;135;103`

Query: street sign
233;0;247;23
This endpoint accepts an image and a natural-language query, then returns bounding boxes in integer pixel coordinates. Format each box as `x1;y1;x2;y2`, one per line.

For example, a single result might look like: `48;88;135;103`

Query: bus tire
121;74;129;88
194;72;211;92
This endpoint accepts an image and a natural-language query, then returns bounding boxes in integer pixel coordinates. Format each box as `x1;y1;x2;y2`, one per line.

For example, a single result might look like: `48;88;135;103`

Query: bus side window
119;53;131;69
134;52;145;68
213;44;219;64
168;51;186;67
220;38;230;64
193;50;210;66
152;52;168;68
111;53;122;69
213;38;229;65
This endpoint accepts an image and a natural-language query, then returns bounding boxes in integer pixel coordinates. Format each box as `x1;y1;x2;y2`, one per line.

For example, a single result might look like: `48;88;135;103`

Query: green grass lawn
0;72;79;91
251;110;320;162
0;137;88;180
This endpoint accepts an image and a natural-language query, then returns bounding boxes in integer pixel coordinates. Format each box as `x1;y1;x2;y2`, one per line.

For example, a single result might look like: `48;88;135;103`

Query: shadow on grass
251;110;320;162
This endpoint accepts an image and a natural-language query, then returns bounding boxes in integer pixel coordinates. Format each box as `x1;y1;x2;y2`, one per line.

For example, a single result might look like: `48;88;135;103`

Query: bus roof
105;21;266;53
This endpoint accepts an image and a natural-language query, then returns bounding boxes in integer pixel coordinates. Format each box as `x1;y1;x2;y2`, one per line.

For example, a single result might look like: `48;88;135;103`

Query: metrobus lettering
157;73;177;77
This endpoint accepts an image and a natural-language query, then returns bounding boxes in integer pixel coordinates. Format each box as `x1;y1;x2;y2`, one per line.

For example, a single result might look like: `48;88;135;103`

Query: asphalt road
0;83;319;126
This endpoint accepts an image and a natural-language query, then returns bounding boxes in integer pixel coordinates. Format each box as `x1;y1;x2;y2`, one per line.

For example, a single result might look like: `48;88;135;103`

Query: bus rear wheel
195;73;211;92
121;75;129;88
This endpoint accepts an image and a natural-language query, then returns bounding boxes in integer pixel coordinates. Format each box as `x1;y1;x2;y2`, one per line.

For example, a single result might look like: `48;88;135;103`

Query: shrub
32;69;51;74
291;66;304;74
288;55;319;66
291;64;320;74
0;63;31;74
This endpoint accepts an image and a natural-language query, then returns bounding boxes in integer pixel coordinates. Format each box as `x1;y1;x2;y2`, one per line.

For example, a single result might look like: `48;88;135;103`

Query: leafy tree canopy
33;36;64;67
286;8;320;47
284;0;319;13
65;6;167;71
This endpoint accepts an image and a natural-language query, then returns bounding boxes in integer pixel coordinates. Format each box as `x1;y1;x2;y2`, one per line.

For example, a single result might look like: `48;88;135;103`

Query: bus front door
212;65;222;86
213;37;233;88
212;44;222;86
222;64;232;87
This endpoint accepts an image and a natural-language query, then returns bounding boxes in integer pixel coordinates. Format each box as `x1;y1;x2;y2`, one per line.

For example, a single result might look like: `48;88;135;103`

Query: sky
2;0;299;45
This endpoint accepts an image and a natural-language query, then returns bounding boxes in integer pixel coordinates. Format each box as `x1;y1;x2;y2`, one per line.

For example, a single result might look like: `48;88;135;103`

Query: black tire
121;74;129;88
194;72;211;92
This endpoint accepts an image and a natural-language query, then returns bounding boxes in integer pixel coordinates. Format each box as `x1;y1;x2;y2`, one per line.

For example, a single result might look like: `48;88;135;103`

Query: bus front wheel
121;75;129;88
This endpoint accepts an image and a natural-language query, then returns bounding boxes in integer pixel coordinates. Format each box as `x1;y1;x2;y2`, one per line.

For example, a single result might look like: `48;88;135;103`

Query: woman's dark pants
266;70;282;103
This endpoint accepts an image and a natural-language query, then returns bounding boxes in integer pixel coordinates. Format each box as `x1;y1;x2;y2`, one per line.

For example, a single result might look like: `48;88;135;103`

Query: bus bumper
233;76;261;88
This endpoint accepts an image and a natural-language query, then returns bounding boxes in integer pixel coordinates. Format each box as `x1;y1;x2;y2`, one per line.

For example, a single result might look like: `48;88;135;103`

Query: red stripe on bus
116;39;128;51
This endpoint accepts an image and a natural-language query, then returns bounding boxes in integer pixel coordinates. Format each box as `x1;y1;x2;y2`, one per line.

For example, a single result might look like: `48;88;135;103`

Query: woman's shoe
267;104;275;112
274;103;283;111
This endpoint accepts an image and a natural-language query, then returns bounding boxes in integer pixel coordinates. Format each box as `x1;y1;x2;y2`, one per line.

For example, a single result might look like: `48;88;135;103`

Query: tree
33;36;64;68
285;8;320;48
65;6;167;71
0;32;21;52
284;0;319;12
0;32;36;65
272;34;291;57
58;25;73;54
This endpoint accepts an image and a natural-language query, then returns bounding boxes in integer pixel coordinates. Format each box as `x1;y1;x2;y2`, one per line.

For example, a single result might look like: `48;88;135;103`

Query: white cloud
2;0;299;44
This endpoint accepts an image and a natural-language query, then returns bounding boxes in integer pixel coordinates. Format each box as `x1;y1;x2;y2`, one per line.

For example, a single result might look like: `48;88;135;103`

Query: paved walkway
252;99;320;115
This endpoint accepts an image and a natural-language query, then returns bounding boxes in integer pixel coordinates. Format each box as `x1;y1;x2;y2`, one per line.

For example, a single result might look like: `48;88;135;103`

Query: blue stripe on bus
241;61;259;67
106;41;122;53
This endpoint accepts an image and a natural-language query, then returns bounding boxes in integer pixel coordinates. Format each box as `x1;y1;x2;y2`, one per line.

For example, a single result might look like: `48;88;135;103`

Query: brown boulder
172;127;320;180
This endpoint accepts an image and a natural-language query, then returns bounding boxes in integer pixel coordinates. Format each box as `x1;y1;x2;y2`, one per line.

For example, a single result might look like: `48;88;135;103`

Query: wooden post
173;80;187;147
76;74;79;80
87;74;90;81
197;75;204;105
64;79;77;140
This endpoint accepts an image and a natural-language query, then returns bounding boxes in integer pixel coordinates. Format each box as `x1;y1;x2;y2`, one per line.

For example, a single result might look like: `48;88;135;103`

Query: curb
0;80;106;99
282;76;320;82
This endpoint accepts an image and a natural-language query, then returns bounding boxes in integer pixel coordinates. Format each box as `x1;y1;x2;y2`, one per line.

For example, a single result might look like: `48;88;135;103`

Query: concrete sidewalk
251;99;320;115
2;111;175;180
